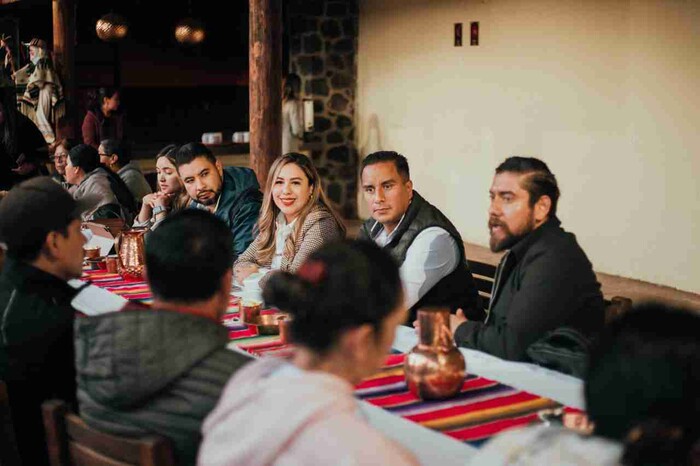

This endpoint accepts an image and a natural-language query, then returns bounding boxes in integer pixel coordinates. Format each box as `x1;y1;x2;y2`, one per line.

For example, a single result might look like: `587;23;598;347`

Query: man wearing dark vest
358;151;481;323
451;157;605;362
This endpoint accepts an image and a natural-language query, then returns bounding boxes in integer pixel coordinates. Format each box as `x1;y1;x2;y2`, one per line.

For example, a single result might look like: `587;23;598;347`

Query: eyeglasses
52;155;67;161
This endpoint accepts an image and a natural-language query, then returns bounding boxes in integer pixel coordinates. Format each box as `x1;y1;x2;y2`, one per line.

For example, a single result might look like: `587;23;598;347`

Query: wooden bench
467;259;632;323
42;399;175;466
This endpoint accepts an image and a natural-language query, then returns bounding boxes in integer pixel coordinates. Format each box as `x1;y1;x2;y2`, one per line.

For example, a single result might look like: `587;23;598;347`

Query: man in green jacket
0;177;89;465
176;142;262;262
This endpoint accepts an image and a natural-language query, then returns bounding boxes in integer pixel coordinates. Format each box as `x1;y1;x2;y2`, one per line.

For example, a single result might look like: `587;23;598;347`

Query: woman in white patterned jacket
233;152;346;285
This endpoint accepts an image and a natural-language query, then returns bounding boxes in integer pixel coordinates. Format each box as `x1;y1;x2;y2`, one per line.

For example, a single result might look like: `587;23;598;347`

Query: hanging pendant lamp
174;18;206;45
96;13;129;42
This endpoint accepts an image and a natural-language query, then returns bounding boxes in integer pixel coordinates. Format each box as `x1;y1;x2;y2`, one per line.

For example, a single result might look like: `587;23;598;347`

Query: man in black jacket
452;157;605;361
358;151;481;323
0;177;89;465
75;209;251;465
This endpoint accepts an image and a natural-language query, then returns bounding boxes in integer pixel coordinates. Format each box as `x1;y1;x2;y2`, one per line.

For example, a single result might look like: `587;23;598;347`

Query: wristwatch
152;205;167;216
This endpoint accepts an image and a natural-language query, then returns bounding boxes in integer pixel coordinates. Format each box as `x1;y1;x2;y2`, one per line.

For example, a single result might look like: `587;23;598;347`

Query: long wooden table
75;270;583;465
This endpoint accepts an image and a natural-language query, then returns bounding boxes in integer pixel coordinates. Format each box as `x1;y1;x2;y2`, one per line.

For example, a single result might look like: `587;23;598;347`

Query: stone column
288;0;358;218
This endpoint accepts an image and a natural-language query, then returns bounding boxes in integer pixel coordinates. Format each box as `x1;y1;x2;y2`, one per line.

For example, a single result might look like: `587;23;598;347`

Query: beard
488;215;536;252
194;188;221;206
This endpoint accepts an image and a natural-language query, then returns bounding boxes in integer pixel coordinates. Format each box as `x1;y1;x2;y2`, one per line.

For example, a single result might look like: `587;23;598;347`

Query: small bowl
254;312;289;335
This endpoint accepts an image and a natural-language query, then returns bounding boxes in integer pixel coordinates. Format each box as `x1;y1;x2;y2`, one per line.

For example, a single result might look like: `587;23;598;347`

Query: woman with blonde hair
134;144;189;229
234;152;345;284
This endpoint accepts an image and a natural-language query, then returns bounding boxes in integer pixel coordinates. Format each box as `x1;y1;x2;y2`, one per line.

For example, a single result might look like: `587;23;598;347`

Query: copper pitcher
404;307;466;400
114;228;147;280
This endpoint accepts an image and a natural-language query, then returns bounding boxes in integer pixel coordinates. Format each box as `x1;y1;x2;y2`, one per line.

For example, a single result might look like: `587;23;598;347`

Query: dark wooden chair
0;381;22;466
467;259;633;323
42;400;175;466
467;259;497;314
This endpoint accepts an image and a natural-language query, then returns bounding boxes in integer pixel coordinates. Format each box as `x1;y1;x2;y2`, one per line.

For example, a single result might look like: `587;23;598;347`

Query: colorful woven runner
81;270;280;352
82;269;570;447
356;353;561;447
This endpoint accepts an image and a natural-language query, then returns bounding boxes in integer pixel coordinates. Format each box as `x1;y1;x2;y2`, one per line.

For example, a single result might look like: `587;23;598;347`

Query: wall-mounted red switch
470;21;479;46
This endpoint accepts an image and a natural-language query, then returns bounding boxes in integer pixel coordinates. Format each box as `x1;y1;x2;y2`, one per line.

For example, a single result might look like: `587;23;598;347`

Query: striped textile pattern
81;269;569;447
356;353;560;446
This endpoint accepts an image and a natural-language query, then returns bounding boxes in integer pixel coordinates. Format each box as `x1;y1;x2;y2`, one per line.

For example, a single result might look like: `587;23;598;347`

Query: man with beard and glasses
176;142;262;261
451;157;604;362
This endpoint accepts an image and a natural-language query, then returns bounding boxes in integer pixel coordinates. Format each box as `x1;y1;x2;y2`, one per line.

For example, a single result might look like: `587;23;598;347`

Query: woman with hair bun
199;240;418;466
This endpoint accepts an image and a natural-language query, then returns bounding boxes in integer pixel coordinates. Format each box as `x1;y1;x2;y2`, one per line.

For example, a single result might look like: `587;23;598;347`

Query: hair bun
263;272;313;318
297;260;326;285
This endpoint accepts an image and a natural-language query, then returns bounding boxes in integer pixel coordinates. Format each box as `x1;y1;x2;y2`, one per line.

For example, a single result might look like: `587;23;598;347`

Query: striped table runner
356;353;560;447
82;269;568;447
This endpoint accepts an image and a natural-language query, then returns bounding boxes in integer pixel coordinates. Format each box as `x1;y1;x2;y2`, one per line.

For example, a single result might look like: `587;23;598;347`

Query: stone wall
287;0;358;218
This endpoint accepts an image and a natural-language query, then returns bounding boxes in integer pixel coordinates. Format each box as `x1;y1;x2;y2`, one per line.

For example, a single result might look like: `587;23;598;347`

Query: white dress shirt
373;217;460;310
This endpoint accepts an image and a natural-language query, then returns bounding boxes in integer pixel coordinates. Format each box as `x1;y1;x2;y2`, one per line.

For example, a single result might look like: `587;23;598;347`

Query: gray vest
359;191;482;322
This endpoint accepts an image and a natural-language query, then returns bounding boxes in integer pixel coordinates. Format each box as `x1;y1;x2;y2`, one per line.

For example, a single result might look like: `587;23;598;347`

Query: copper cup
105;255;119;274
279;315;292;344
240;300;262;324
83;246;101;260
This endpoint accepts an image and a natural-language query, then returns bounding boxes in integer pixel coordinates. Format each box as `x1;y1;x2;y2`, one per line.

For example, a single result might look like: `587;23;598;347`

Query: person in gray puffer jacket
65;143;137;223
75;209;251;465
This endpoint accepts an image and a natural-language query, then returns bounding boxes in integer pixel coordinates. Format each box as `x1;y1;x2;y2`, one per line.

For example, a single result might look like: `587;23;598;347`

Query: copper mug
240;300;262;324
83;246;101;260
114;228;147;280
105;255;119;274
404;307;466;400
278;314;292;344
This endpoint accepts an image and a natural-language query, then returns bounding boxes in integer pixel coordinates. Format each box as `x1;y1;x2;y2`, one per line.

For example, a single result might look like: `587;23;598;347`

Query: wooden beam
249;0;282;187
52;0;76;139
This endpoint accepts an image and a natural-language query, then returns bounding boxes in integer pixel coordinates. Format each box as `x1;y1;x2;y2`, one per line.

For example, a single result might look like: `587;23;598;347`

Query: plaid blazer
234;204;345;274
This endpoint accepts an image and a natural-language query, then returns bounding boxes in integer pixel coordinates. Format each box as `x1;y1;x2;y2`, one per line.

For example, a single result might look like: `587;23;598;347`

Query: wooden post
52;0;76;138
249;0;282;187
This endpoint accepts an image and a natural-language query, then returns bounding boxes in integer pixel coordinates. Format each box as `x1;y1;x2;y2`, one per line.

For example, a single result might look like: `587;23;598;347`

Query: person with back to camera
198;240;419;466
469;302;700;466
65;143;136;223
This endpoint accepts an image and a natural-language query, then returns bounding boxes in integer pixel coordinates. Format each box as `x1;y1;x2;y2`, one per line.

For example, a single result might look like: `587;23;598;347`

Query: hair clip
298;260;326;285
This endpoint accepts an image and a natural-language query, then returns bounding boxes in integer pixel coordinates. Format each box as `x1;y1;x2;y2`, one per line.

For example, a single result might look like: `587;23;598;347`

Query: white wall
357;0;700;293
